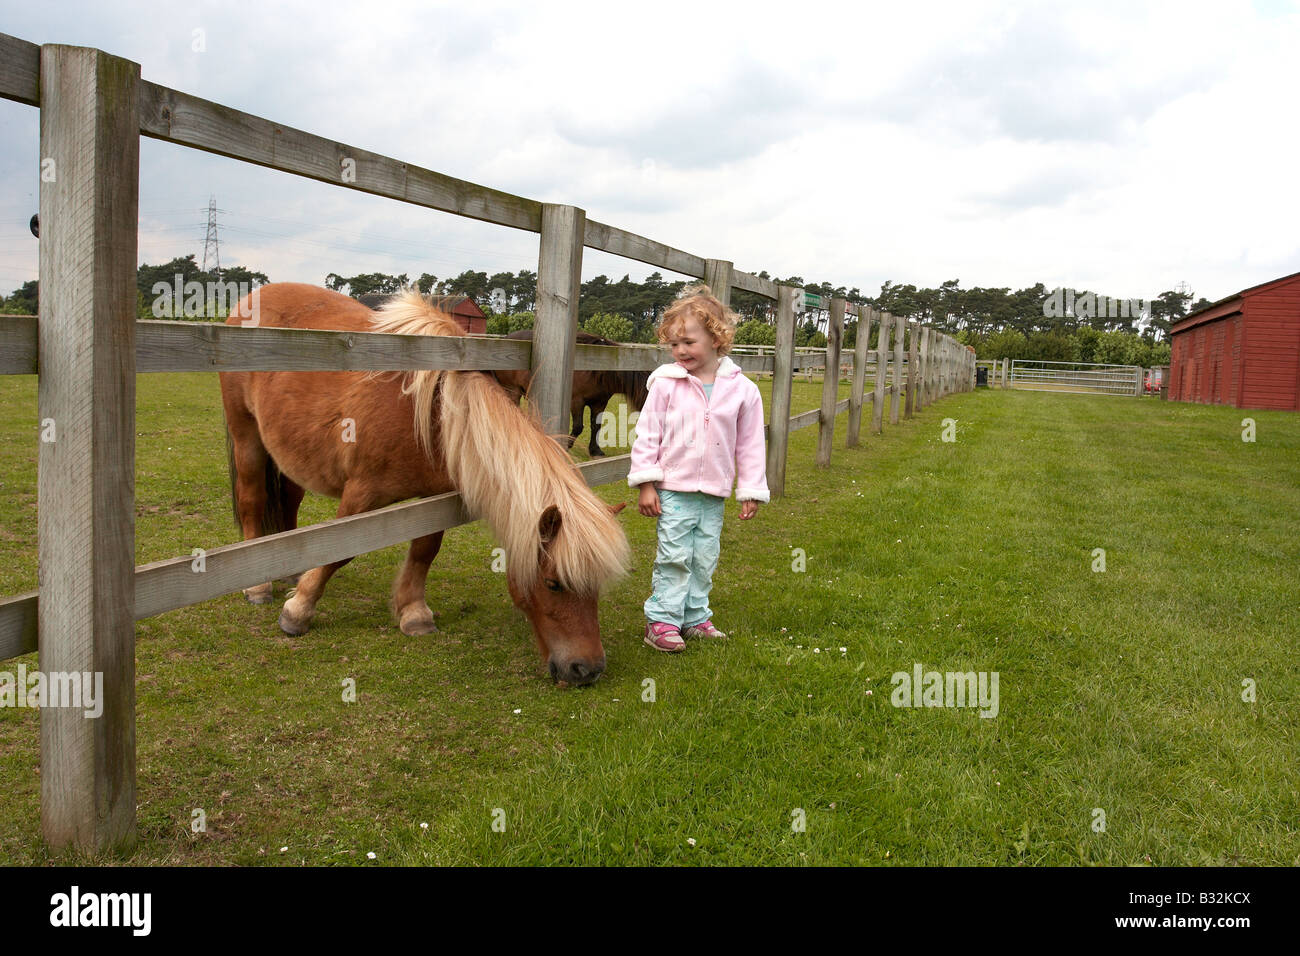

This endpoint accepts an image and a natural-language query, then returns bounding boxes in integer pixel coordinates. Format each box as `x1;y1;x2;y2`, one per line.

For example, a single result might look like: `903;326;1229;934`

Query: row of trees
3;256;1192;366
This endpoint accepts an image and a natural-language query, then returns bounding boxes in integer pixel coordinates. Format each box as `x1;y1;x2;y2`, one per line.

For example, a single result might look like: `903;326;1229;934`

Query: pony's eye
545;579;563;592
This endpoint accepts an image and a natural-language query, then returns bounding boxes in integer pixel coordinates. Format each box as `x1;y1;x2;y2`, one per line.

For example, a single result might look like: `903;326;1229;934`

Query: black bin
976;366;989;387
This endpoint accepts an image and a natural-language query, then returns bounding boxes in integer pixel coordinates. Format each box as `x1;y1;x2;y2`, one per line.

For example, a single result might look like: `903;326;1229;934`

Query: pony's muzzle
549;655;605;687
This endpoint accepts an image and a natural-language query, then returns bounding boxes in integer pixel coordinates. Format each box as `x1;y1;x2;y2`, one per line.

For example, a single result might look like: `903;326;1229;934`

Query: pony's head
506;502;628;685
370;292;633;687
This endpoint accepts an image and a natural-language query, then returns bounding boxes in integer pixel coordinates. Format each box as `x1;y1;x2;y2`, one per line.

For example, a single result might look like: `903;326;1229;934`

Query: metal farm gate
1009;360;1143;396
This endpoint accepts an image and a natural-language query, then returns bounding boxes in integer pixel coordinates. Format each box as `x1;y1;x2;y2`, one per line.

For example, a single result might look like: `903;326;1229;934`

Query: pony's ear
538;505;563;545
609;502;627;516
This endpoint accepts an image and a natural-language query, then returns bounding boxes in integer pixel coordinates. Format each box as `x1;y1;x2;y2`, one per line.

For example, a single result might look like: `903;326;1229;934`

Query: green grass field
0;373;1296;865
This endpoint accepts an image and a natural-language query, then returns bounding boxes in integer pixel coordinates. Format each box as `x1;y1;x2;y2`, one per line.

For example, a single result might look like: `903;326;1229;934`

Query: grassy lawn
0;372;1296;865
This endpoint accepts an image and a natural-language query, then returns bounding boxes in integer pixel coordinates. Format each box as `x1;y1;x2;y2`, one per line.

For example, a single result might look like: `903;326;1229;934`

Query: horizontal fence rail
0;316;829;375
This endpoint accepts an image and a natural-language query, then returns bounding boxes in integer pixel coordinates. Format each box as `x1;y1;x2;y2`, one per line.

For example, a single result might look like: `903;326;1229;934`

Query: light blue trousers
643;489;726;628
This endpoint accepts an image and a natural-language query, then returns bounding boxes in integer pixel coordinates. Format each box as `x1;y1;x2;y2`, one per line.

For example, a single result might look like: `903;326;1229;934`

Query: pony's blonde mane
370;290;630;596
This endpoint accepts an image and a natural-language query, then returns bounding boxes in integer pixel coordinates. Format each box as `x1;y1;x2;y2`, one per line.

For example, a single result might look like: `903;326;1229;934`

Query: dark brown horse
219;284;630;685
495;329;651;457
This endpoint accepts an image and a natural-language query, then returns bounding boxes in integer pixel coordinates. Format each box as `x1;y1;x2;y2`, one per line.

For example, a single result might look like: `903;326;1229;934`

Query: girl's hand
740;500;759;520
638;484;661;517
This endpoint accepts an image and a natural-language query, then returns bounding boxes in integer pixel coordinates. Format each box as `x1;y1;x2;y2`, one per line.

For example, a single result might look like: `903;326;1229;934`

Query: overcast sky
2;0;1298;306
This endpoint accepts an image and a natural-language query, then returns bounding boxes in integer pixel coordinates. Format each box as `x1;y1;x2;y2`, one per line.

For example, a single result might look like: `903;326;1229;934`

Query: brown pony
219;284;631;685
495;328;651;457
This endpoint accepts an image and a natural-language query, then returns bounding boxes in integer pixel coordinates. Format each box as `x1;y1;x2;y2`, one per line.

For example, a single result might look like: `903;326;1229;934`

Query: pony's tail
225;422;287;536
622;369;651;411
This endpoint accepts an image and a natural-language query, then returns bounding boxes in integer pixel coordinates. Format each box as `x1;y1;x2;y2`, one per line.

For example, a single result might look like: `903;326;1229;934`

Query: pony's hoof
244;583;274;605
276;608;312;639
588;447;606;458
399;608;437;636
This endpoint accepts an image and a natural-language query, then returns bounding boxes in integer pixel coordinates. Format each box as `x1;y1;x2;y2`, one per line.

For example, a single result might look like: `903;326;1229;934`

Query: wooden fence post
817;298;845;467
872;309;890;434
767;286;797;497
847;306;871;446
946;338;954;397
703;259;733;307
905;320;919;418
917;325;930;411
534;203;585;438
938;336;948;398
889;310;905;424
1002;357;1009;389
920;327;930;405
38;44;140;852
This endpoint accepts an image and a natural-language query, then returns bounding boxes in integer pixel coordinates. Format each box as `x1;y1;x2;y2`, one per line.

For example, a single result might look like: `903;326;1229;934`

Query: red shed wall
1240;287;1300;410
1170;278;1299;410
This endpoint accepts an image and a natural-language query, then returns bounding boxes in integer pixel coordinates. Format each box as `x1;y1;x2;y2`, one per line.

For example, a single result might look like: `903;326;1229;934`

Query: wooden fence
0;33;976;851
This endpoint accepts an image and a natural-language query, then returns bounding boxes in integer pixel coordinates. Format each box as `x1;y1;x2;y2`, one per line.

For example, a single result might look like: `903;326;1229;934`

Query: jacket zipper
696;375;712;485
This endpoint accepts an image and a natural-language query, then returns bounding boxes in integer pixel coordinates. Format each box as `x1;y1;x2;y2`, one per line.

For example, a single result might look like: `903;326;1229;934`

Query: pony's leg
278;483;379;636
278;477;306;588
390;531;444;636
227;413;276;605
587;398;611;457
565;393;584;450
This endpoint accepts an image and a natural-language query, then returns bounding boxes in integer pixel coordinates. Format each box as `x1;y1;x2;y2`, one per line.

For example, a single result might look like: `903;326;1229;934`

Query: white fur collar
648;355;742;385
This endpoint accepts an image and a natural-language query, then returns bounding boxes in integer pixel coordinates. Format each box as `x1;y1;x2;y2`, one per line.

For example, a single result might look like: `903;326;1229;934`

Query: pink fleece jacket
627;356;770;502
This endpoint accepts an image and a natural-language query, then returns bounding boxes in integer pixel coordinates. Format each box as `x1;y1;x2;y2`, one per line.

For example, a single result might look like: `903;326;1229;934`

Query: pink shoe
682;620;727;639
644;621;685;652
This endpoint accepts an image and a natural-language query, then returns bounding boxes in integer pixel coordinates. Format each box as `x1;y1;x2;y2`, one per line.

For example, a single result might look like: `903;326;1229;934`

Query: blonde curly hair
657;283;738;356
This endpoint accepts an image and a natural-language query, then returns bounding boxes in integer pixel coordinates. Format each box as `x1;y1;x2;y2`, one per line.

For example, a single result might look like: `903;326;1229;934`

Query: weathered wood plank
1;453;634;661
872;310;890;434
906;320;919;418
890;310;905;425
136;493;473;620
137;81;543;233
4;316;786;375
847;307;871;447
732;270;778;299
704;259;734;306
789;398;850;434
788;407;822;432
766;286;797;498
137;320;533;372
917;325;931;410
817;298;845;467
576;452;631;488
582;219;705;278
38;43;139;852
0;316;38;373
533;204;585;437
0;590;38;660
0;32;40;106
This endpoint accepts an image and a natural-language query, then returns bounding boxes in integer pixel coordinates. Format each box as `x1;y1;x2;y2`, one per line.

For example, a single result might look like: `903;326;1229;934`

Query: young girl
627;285;770;652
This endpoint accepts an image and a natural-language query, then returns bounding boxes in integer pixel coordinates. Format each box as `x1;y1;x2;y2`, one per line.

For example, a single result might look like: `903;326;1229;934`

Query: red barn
358;292;487;333
431;294;487;334
1168;271;1300;410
